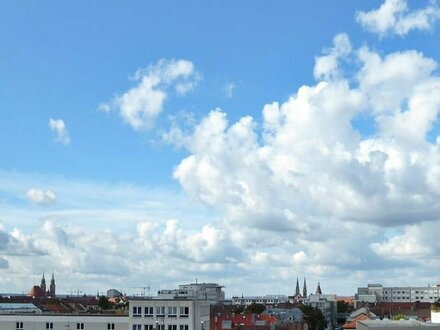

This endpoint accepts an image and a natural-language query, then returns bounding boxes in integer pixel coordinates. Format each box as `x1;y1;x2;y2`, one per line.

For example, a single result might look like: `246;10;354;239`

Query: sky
1;0;440;297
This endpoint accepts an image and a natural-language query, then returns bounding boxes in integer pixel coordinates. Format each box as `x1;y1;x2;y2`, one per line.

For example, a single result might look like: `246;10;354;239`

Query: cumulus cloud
356;0;440;37
167;32;440;286
173;35;440;229
314;33;351;81
48;119;70;144
99;59;201;131
25;189;56;205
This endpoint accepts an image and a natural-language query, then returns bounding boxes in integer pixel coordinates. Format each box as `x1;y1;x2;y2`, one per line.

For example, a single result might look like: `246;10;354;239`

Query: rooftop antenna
132;285;150;297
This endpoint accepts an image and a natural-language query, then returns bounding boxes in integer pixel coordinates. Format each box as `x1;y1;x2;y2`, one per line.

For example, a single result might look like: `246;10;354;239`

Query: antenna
132;285;151;297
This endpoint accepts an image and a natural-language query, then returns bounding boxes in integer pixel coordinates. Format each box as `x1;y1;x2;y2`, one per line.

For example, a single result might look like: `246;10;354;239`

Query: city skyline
1;0;440;296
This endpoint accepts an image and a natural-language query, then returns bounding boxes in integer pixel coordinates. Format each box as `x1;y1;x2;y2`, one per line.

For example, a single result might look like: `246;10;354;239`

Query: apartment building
231;295;288;307
356;284;440;303
129;298;210;330
0;314;128;330
158;283;225;304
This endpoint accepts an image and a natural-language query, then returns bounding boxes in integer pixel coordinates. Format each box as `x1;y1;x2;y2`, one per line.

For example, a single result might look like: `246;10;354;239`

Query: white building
129;298;210;330
158;283;225;304
357;284;440;303
231;295;288;307
357;319;440;330
305;294;337;329
0;314;128;330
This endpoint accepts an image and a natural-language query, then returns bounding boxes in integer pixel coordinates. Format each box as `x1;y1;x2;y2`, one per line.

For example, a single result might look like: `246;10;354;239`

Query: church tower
295;277;300;296
303;278;307;298
40;273;46;293
49;272;56;297
316;281;322;294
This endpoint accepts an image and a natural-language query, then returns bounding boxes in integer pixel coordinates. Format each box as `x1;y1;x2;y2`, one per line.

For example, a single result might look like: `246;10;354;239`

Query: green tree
300;305;326;330
98;296;110;310
392;314;406;320
233;305;245;314
245;303;265;314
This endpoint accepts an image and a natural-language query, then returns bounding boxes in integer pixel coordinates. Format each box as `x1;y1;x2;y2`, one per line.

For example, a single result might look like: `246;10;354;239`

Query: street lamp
201;320;205;330
155;320;159;330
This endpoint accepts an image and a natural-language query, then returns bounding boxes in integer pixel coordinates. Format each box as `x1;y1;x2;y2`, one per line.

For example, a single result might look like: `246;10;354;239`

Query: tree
392;314;406;320
245;303;266;314
233;305;245;314
300;305;326;330
98;296;110;310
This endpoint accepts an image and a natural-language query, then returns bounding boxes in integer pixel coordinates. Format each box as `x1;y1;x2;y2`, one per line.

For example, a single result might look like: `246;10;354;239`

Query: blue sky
1;0;440;297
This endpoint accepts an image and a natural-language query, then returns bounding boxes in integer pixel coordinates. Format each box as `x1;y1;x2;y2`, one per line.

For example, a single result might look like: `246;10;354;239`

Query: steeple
49;272;56;297
316;281;322;295
303;278;307;298
40;273;46;293
295;277;300;296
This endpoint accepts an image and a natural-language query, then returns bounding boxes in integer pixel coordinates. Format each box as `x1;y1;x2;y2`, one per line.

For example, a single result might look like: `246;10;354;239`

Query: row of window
133;306;189;317
133;325;189;330
16;322;116;330
384;296;438;300
384;290;439;294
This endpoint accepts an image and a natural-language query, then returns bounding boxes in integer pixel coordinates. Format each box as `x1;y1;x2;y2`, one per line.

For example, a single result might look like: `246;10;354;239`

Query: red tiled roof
343;314;371;329
28;286;46;298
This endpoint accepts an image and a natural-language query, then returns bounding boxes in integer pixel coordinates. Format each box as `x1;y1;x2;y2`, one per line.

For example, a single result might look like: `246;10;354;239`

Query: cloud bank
166;33;440;288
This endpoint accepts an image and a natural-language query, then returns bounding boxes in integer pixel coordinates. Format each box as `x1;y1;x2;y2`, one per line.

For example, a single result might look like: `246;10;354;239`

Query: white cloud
25;189;56;205
356;0;440;37
99;59;201;131
167;33;440;289
314;33;351;81
48;119;70;144
4;28;440;295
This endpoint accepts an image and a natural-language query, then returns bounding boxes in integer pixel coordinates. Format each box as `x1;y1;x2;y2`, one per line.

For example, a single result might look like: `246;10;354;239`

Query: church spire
316;281;322;295
40;272;46;293
49;272;56;297
303;278;307;298
295;277;300;296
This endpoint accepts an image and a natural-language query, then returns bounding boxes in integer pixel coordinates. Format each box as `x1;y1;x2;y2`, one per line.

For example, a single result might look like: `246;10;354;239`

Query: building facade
0;314;128;330
231;295;288;307
305;294;337;329
357;284;440;303
158;283;225;304
129;298;210;330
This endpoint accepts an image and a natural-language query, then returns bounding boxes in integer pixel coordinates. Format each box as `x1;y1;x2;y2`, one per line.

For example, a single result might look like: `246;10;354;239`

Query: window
156;306;165;316
144;325;154;330
168;326;177;330
145;306;154;317
77;323;85;330
133;325;142;330
133;306;142;317
16;322;24;330
46;323;54;329
179;306;189;317
180;326;189;330
168;306;177;317
158;325;165;330
107;324;115;330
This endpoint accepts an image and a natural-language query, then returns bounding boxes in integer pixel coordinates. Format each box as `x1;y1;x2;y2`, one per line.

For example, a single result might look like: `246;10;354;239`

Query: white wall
432;310;440;324
0;314;128;330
